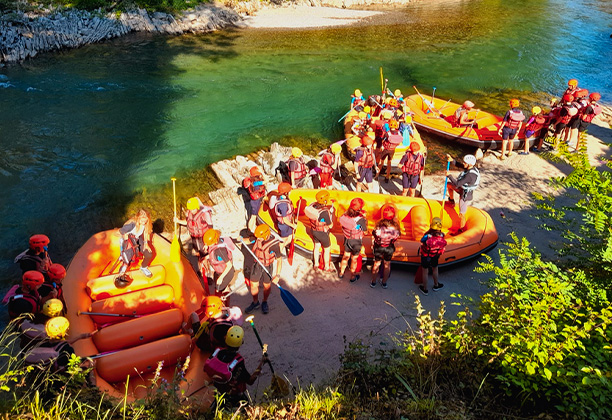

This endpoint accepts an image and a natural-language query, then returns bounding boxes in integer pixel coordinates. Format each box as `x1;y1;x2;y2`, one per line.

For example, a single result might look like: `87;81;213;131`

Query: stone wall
0;4;241;62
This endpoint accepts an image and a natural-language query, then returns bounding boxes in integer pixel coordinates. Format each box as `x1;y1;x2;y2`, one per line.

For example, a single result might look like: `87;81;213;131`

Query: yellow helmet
186;197;201;211
531;106;542;115
42;299;64;318
394;89;402;97
225;325;244;348
363;106;371;114
430;217;443;230
389;120;400;129
203;296;223;318
354;89;362;97
330;143;342;154
405;115;413;124
45;316;70;339
316;190;330;205
254;224;271;240
203;229;221;246
291;147;303;158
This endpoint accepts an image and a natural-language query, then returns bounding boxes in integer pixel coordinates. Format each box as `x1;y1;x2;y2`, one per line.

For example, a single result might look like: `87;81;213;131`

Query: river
1;0;611;308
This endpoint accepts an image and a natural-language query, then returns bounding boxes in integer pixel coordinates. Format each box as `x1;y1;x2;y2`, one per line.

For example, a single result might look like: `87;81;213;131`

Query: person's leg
323;246;332;271
508;133;514;155
262;281;272;302
247;215;257;233
313;242;321;267
371;260;381;287
349;251;360;276
432;267;439;287
500;138;508;159
339;251;351;277
421;263;428;290
382;261;391;287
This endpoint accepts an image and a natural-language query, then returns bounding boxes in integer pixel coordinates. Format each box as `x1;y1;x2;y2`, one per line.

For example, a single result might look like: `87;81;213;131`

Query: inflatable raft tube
96;334;191;384
93;308;184;352
86;265;166;300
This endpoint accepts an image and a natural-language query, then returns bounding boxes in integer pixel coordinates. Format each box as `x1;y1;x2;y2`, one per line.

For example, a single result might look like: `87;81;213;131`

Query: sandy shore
241;6;382;28
194;112;612;397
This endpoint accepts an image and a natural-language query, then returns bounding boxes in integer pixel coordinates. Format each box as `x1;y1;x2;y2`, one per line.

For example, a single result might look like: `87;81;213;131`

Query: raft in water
258;189;498;266
405;94;535;151
63;230;213;404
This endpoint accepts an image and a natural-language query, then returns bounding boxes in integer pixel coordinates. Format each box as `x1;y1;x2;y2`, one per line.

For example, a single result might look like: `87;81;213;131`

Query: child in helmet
338;198;368;283
318;144;342;189
371;205;400;289
305;190;335;272
446;154;480;234
354;134;377;193
244;166;267;234
203;229;237;300
204;326;267;407
174;196;214;261
418;218;447;295
244;224;282;315
14;234;52;278
118;209;154;278
287;148;308;189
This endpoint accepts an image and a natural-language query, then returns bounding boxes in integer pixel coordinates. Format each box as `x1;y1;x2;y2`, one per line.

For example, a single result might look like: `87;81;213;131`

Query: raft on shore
63;230;212;404
405;94;535;150
258;189;498;267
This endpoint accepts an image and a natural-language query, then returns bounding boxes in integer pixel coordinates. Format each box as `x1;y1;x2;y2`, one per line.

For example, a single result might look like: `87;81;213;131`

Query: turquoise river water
0;0;611;299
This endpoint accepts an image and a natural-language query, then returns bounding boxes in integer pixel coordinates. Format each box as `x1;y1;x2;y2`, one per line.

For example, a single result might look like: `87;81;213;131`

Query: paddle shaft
379;67;384;93
78;311;140;318
440;160;451;221
247;318;276;375
467;110;481;134
171;178;177;235
438;98;452;113
413;85;439;116
338;109;352;123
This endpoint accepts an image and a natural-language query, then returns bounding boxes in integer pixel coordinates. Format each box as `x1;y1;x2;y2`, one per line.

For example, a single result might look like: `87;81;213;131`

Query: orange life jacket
506;109;526;129
253;238;277;267
287;158;307;179
401;152;423;175
306;204;331;233
339;213;364;240
357;147;375;168
383;132;403;150
581;103;602;123
186;207;212;237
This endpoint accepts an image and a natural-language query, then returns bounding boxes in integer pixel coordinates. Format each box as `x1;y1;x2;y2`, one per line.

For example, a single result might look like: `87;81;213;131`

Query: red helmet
381;204;396;220
48;263;66;281
562;94;574;103
349;198;364;211
361;135;374;146
29;234;50;251
249;166;261;177
277;182;292;195
590;92;601;102
388;98;398;108
22;271;44;289
321;154;334;165
574;89;589;99
410;142;421;152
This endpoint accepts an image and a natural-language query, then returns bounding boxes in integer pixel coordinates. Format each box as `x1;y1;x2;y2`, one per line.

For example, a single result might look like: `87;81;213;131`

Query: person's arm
498;111;510;134
247;355;268;385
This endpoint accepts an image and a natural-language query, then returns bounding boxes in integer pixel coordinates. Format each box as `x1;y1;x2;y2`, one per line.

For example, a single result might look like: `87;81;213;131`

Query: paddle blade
170;235;181;262
277;285;304;316
355;256;363;273
288;238;295;266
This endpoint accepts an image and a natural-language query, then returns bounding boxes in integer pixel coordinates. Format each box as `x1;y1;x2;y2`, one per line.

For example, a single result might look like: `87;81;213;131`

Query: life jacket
374;225;399;247
506;109;526;129
453;107;468;127
575;98;589;115
39;280;63;302
247;178;266;201
319;153;335;175
207;319;233;348
204;348;247;393
305;204;331;233
20;319;49;345
287;157;307;179
208;238;235;274
25;341;71;371
581;104;602;123
121;234;143;265
373;119;387;140
421;234;447;257
339;214;365;240
456;168;481;195
5;286;40;320
560;105;577;124
186;207;213;237
356;147;375;168
253;238;277;266
193;317;233;350
273;197;294;220
14;249;52;274
401;152;423;175
383;132;403;150
526;114;547;133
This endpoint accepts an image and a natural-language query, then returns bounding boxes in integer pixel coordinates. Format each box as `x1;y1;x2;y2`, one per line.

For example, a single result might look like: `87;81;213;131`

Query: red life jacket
14;249;52;274
339;214;364;240
273;198;294;220
186;207;212;237
560;105;576;124
581;104;602;123
208;239;234;274
287;158;307;179
6;287;40;320
421;234;447;257
526;114;547;133
401;152;423;175
253;238;277;266
373;119;387;140
374;225;399;247
506;109;526;129
248;178;266;201
305;204;331;233
319;153;335;175
204;348;245;391
383;132;403;150
357;147;375;168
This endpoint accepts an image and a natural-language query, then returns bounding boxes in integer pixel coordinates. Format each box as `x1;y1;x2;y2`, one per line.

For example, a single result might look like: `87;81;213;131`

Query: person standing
14;234;52;278
203;229;237;300
446;154;480;234
553;94;578;149
418;217;447;295
118;209;154;277
399;142;425;197
338;198;367;283
267;182;296;254
575;92;603;150
174;196;213;259
318;144;342;189
244;224;282;315
354;134;377;192
305;190;334;272
287;148;308;188
497;99;525;160
371;205;400;289
244;166;266;234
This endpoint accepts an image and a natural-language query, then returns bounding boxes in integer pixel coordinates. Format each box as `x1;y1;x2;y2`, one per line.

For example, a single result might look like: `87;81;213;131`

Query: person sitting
351;89;365;111
38;263;66;308
450;101;476;127
185;296;235;351
20;298;64;349
118;209;154;278
6;271;44;321
14;234;52;279
523;106;548;154
204;326;267;408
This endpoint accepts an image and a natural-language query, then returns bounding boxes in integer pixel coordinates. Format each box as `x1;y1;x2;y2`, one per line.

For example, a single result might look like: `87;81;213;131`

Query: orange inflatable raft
258;189;498;267
63;230;213;404
405;93;534;150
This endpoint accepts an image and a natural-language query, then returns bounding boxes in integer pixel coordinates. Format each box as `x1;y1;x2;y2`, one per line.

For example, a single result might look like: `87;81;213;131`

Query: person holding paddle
244;224;282;315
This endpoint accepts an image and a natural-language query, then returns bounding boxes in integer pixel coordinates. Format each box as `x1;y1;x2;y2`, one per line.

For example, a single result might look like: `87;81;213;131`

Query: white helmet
463;154;477;166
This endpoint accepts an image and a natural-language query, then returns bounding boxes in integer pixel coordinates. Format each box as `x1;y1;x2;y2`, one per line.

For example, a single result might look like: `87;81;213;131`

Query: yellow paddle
170;177;181;263
380;67;384;94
